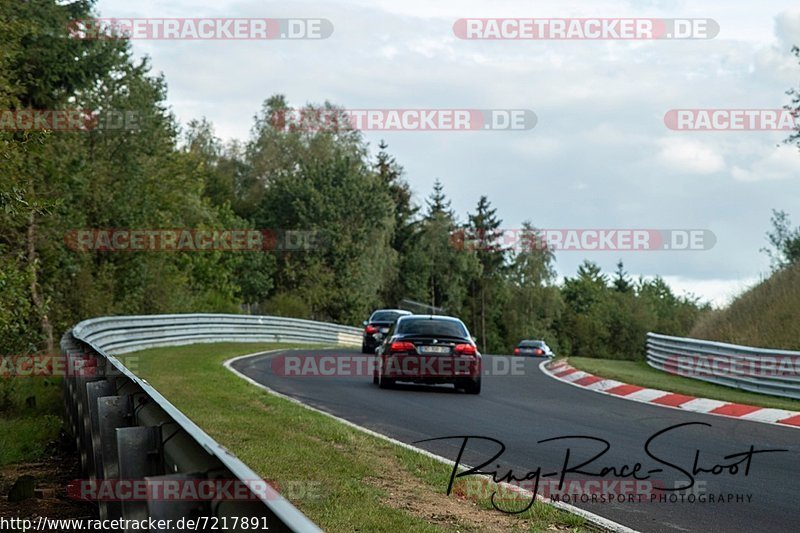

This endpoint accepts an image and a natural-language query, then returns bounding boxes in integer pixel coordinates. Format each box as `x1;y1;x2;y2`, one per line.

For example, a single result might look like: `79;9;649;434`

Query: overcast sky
94;0;800;306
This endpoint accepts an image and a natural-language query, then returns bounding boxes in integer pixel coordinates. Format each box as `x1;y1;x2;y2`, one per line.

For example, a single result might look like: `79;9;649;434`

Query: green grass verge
0;377;63;466
124;343;586;532
568;357;800;411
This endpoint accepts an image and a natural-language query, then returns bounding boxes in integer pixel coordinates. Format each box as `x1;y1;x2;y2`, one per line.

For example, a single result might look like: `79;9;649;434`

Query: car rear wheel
377;360;395;388
378;372;395;389
462;377;481;395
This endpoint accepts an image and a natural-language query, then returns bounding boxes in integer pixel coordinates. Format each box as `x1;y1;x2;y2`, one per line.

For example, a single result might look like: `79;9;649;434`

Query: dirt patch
365;455;572;532
0;433;94;526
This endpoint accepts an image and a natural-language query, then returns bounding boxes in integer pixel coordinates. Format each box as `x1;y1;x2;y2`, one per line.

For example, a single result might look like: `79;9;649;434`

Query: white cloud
660;275;762;308
775;8;800;48
657;138;726;174
731;144;800;181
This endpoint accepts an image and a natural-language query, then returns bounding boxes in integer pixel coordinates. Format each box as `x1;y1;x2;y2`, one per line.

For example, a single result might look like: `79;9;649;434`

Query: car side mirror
362;320;368;326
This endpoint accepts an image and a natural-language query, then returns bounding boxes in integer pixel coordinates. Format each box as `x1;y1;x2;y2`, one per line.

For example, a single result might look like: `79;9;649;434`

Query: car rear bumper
382;354;481;381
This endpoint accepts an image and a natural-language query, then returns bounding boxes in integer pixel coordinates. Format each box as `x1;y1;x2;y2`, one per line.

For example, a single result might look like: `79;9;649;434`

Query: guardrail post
117;426;163;531
87;380;116;480
145;473;208;527
97;394;132;521
76;371;104;473
62;343;90;443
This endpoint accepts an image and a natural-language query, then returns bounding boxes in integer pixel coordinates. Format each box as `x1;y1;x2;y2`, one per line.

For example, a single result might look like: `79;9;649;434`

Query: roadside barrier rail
646;332;800;400
63;313;362;532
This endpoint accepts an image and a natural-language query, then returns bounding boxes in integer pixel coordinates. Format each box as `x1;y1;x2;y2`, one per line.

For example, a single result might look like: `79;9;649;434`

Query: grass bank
690;262;800;350
125;343;587;532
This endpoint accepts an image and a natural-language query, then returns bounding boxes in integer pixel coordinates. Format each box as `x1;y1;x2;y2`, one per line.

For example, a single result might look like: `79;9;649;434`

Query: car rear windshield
397;318;468;338
519;340;545;348
370;311;406;322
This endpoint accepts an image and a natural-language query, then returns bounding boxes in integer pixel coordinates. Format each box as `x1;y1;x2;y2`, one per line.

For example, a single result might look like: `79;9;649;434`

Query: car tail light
454;344;477;356
389;341;416;354
534;348;543;355
513;347;520;355
365;325;378;334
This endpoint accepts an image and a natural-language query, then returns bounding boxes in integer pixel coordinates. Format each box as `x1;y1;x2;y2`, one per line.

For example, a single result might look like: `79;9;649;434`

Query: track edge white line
224;349;640;533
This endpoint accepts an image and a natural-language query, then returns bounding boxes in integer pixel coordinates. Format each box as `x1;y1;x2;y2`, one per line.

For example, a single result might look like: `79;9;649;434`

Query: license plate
419;345;450;354
380;328;389;333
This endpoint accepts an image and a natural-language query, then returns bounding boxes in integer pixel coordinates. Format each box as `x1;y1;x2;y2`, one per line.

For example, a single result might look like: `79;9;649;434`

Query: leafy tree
246;97;402;323
184;118;233;207
602;290;654;360
784;46;800;150
245;96;365;198
761;209;800;271
256;149;395;323
636;276;707;336
502;222;562;351
181;119;275;306
1;1;258;352
562;261;608;313
0;0;126;351
558;261;611;357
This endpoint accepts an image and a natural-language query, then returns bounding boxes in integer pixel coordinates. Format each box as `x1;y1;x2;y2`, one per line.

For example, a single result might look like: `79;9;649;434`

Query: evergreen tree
374;141;417;306
400;182;478;315
612;260;633;293
426;179;453;219
465;196;505;351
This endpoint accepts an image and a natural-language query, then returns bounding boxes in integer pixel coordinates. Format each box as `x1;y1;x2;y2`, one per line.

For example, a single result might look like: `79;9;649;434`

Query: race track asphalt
231;349;799;533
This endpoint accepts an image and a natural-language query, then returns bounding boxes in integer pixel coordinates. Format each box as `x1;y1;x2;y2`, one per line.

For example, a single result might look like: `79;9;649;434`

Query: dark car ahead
362;309;412;353
513;339;554;358
373;315;481;394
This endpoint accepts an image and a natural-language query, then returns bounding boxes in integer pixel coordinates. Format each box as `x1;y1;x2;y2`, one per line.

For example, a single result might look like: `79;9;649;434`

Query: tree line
1;1;709;360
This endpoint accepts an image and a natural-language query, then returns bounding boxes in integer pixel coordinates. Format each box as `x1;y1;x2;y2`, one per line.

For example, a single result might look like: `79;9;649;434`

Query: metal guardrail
646;332;800;400
63;313;362;532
